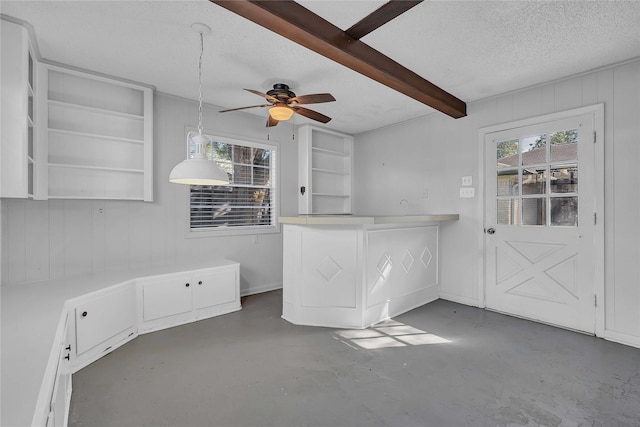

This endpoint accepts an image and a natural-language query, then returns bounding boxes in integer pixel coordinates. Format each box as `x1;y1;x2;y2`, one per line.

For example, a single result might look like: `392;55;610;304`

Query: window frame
185;130;280;238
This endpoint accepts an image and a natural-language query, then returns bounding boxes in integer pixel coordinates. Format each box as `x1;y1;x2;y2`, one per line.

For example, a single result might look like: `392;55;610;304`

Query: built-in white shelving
298;124;353;215
37;63;153;201
1;18;41;198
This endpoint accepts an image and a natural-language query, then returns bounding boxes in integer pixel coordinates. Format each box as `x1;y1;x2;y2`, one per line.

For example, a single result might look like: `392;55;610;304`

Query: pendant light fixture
170;23;229;186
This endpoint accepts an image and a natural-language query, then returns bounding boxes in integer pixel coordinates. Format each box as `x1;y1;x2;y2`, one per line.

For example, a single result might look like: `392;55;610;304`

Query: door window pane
497;139;518;170
551;197;578;226
497;170;519;196
521;134;546;166
497;199;520;225
522;167;546;195
550;165;578;194
522;198;546;226
550;129;578;162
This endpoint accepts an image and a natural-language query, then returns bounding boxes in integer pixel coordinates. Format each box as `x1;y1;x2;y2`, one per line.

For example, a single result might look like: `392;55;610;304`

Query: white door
484;112;597;333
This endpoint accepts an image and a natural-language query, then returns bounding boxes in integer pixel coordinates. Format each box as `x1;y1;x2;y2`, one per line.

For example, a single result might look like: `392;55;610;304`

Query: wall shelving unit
298;124;353;215
1;19;40;198
36;63;153;201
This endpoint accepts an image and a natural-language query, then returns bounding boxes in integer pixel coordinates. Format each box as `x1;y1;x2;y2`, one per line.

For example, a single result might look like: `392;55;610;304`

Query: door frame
476;104;605;336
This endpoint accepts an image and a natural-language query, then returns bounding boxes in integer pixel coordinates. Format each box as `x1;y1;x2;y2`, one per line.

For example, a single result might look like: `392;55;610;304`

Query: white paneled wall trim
354;58;640;349
1;260;240;427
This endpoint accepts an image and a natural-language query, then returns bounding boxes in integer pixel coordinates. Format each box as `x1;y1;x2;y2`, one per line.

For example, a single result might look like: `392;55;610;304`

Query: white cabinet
46;314;72;427
138;263;241;333
0;19;41;198
141;272;193;321
298;124;353;214
36;63;153;201
69;281;138;370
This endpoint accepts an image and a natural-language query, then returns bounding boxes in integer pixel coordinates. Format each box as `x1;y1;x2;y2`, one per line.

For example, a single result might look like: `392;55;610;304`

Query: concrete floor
69;290;640;427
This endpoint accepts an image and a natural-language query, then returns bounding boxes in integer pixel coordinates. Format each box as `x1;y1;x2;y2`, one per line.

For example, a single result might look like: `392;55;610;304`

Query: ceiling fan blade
289;93;336;105
292;106;331;123
219;104;271;113
244;88;279;103
266;115;279;127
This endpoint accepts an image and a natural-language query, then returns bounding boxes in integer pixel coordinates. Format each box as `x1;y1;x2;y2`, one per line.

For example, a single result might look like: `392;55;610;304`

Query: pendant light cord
197;31;204;135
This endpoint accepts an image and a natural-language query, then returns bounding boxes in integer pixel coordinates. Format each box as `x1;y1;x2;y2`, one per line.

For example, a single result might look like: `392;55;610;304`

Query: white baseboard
439;291;479;307
604;329;640;349
241;282;282;297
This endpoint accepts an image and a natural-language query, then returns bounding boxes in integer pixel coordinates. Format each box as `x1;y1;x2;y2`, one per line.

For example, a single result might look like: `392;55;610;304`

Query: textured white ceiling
2;1;640;135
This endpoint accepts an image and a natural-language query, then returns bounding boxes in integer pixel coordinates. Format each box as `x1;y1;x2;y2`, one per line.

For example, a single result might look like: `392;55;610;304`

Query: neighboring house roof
497;143;577;168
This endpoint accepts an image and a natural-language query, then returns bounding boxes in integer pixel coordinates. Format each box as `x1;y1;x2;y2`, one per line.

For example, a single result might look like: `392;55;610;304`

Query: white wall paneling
354;58;640;347
1;93;297;296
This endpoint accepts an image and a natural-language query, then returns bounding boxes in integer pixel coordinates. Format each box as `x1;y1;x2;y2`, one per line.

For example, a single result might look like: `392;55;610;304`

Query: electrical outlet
422;189;429;198
252;235;258;244
459;187;475;198
462;176;473;186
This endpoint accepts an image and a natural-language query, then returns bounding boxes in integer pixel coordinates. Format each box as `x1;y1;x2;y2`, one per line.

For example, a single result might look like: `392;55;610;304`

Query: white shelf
47;195;145;200
312;167;349;176
312;193;350;197
48;163;144;174
48;99;144;120
48;128;145;145
311;146;349;157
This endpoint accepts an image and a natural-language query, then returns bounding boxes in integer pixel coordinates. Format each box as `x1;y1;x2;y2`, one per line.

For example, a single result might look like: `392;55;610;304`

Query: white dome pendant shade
169;132;229;185
169;23;229;186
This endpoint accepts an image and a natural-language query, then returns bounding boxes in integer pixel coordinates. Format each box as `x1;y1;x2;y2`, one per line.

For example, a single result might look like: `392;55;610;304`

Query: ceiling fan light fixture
269;104;294;121
169;23;229;186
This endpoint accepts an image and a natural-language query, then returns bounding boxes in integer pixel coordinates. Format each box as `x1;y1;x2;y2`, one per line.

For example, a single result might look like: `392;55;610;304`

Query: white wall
354;59;640;346
1;92;299;295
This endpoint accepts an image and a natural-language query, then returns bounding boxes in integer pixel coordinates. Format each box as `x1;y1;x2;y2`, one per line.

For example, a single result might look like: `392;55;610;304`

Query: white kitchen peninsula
279;214;459;329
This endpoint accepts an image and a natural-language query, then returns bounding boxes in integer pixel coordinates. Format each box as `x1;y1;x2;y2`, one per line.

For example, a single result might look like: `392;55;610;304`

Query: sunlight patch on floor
335;320;451;350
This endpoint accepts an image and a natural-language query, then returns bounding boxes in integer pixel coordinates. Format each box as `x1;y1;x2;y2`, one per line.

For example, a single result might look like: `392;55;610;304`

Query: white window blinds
190;135;276;231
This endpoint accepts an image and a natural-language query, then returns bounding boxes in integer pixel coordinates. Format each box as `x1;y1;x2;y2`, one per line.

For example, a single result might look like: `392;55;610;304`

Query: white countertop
278;214;459;225
1;259;237;427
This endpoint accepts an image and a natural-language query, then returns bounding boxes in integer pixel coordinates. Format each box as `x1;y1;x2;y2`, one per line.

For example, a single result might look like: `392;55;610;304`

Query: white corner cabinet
68;281;138;371
36;63;154;201
0;19;40;198
298;124;353;214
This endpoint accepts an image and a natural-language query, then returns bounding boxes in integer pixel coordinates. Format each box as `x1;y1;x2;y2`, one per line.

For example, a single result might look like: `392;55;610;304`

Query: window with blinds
189;134;277;233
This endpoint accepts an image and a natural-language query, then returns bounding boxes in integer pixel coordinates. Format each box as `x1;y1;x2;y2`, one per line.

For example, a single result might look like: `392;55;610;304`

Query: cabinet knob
185;283;190;287
82;311;88;318
198;281;203;285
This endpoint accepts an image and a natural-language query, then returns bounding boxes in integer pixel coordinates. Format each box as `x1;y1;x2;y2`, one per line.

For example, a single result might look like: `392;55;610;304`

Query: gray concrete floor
69;290;640;427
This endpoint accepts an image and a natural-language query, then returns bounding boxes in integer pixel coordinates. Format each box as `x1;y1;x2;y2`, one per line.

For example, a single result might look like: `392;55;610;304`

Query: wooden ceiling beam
210;0;467;119
345;0;423;40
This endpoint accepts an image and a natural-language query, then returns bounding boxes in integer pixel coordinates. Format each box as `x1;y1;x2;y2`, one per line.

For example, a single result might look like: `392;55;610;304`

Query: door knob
486;228;496;235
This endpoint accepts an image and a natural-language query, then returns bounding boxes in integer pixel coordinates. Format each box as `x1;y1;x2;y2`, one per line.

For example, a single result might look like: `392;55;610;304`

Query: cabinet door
193;267;238;310
47;314;71;427
142;274;192;321
75;283;136;355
